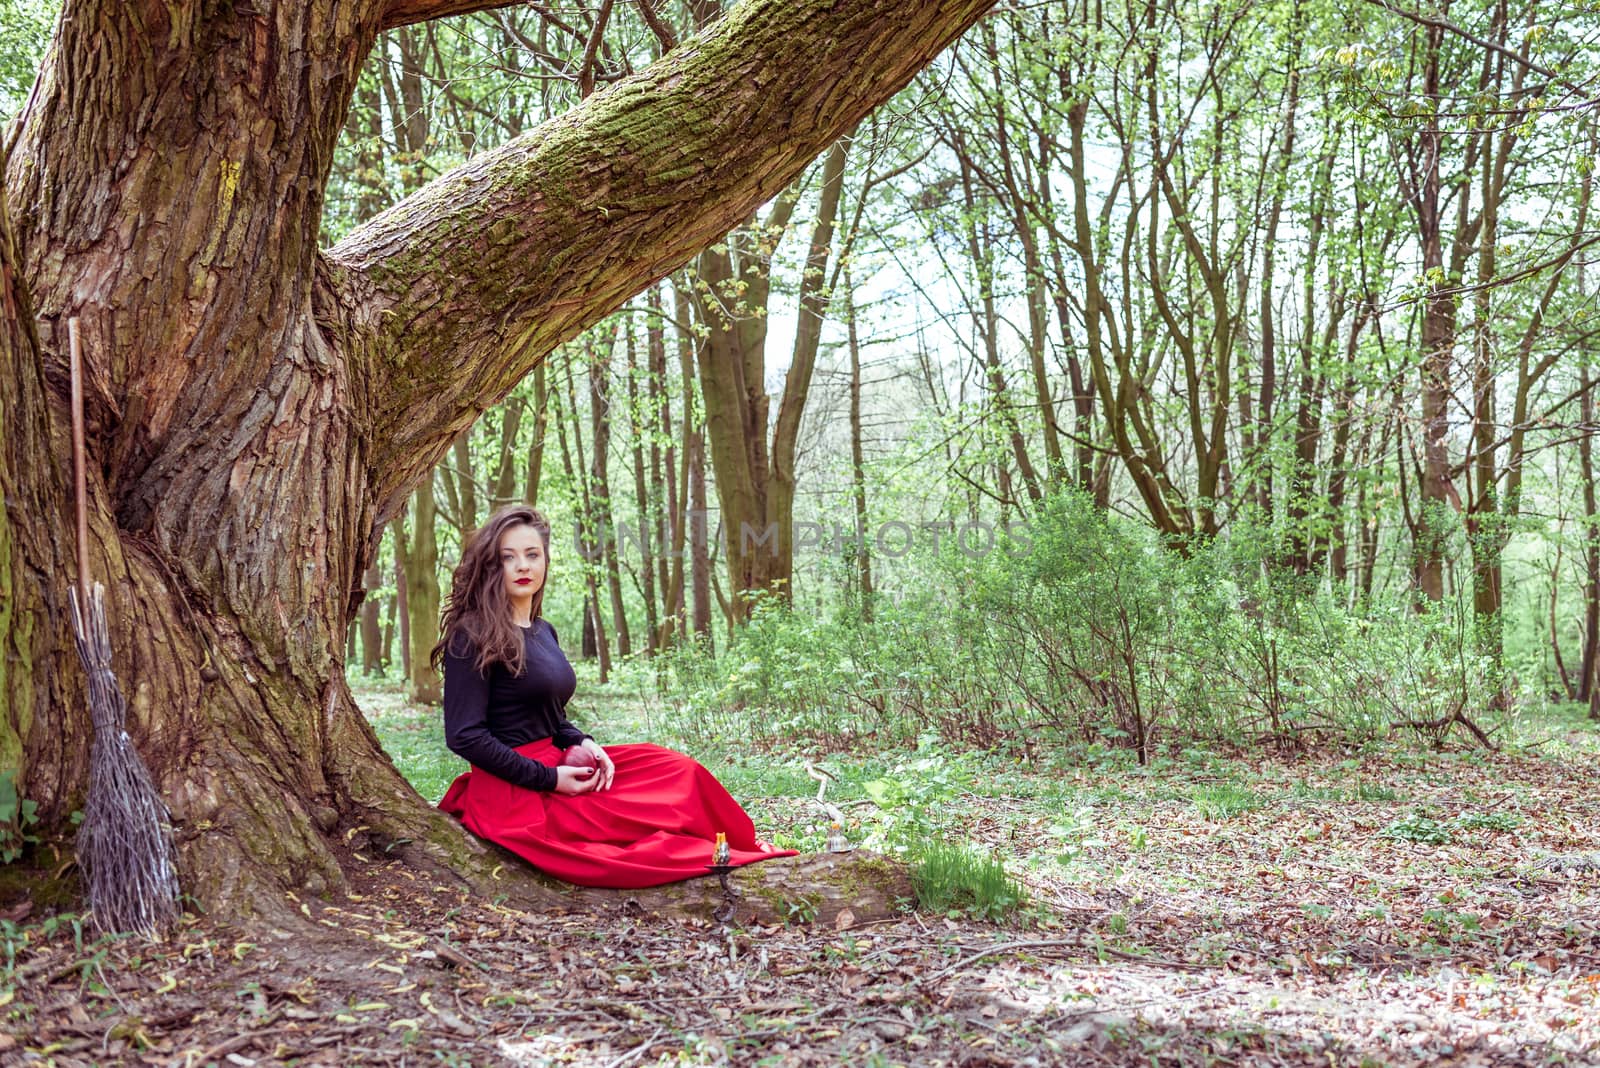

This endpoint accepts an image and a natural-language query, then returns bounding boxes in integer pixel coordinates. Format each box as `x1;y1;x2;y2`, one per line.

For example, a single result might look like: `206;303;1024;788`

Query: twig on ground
602;1026;666;1068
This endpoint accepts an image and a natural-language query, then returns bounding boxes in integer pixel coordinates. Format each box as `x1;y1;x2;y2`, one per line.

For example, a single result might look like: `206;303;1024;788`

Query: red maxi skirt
437;738;797;889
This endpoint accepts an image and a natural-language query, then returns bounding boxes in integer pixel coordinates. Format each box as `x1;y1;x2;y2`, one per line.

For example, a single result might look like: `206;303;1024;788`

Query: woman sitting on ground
434;504;793;889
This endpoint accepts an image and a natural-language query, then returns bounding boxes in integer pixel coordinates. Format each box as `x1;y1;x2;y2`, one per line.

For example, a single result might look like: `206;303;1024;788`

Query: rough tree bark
1;0;994;921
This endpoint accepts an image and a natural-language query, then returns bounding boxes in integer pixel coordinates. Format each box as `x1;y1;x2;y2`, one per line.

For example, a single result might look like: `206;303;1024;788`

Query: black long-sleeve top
442;619;590;792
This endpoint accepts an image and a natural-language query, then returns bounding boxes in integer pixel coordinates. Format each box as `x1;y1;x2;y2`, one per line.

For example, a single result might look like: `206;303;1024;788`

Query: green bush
659;488;1512;757
965;490;1174;756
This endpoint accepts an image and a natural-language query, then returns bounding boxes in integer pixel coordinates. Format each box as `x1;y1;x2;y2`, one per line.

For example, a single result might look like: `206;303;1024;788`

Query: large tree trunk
2;0;993;921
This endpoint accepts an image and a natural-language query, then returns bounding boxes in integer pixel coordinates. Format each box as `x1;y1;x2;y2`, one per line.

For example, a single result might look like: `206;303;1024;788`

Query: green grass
910;839;1026;921
1188;783;1267;821
353;674;464;803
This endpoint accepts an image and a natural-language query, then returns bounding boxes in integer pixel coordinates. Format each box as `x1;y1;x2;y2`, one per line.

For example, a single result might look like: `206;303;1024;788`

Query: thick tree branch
380;0;523;31
331;0;994;517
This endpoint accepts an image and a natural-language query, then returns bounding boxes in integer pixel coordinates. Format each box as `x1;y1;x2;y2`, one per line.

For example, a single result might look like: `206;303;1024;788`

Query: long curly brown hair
430;505;552;678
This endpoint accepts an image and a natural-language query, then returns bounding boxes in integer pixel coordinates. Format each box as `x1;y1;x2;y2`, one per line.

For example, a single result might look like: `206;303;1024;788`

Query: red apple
561;746;599;770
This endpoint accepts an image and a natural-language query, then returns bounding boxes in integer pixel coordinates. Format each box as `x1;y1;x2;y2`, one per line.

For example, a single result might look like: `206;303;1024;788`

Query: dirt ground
3;744;1599;1067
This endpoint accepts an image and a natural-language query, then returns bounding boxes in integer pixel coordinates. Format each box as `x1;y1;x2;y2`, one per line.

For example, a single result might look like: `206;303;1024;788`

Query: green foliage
0;910;118;994
1045;806;1114;864
0;0;53;123
966;490;1173;753
1380;814;1455;845
848;743;1025;920
909;839;1026;922
352;680;465;804
0;770;39;864
662;489;1514;757
1453;810;1521;833
859;741;967;852
1381;808;1523;845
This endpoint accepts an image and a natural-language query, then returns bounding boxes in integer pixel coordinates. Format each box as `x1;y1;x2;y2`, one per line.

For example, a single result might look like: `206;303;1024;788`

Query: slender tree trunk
491;399;524;509
955;136;1041;506
360;561;383;675
558;354;613;679
1551;538;1576;700
1581;359;1600;715
980;22;1063;486
405;478;442;703
453;433;479;537
673;278;710;641
770;138;850;597
648;283;681;648
382;585;397;668
1255;0;1305;525
1407;19;1461;604
1066;95;1179;529
625;318;660;653
1470;134;1505;685
689;408;713;640
588;331;632;658
660;281;694;645
844;265;874;618
1324;310;1370;585
393;516;414;681
526;364;549;506
1579;179;1600;717
1285;138;1333;575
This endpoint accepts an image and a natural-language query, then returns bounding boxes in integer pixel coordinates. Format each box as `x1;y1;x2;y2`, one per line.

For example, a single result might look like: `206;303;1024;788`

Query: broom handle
68;316;89;604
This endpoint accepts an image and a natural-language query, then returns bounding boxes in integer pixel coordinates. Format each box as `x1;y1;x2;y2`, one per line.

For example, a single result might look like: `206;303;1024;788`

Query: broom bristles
70;583;181;938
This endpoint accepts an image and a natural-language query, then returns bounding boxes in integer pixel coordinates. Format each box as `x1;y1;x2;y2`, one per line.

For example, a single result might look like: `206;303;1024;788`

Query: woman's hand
553;765;600;795
580;738;616;791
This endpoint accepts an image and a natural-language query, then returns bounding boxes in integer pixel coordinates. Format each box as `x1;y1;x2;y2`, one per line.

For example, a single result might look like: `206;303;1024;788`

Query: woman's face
498;523;547;609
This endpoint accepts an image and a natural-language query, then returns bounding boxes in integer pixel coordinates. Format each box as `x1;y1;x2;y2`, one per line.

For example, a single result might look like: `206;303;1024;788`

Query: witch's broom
66;317;181;937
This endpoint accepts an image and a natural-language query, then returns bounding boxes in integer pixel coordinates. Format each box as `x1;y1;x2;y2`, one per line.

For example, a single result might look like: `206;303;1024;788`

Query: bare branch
635;0;679;52
1360;0;1599;105
579;0;617;99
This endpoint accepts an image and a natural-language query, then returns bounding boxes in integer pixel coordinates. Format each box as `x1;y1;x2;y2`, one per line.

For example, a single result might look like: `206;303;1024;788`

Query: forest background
9;0;1591;744
2;0;1600;1061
